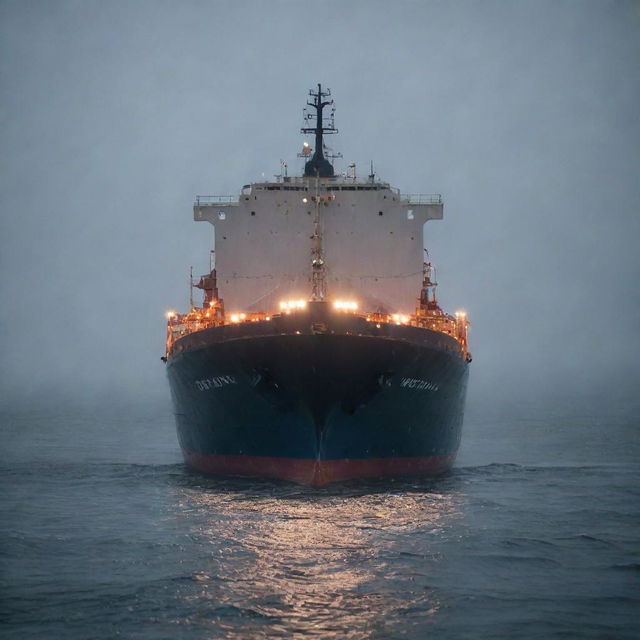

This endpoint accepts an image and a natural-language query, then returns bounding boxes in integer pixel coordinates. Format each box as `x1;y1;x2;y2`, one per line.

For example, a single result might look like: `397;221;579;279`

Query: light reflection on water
169;477;464;638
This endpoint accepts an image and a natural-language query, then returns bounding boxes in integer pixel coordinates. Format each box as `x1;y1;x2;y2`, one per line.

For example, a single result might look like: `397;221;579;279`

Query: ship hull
167;306;468;486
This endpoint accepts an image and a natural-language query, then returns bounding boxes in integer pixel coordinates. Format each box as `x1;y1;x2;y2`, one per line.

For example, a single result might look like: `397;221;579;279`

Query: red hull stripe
182;449;455;487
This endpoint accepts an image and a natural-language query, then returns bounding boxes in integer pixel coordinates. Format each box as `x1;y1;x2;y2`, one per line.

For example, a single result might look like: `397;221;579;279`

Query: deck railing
166;303;470;362
194;192;442;206
195;195;239;206
401;194;442;205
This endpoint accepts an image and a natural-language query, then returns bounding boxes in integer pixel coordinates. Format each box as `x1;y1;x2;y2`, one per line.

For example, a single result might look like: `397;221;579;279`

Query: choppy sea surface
1;395;638;639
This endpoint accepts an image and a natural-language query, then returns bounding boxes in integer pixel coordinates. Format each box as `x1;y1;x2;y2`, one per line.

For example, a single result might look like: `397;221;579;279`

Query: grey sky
1;0;638;405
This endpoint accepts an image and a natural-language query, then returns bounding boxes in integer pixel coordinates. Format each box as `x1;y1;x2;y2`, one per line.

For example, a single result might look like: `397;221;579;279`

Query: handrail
195;195;239;205
277;175;389;186
401;194;442;205
195;193;442;205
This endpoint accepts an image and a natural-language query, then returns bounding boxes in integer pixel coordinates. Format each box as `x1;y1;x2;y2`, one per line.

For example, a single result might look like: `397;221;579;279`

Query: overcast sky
1;0;638;406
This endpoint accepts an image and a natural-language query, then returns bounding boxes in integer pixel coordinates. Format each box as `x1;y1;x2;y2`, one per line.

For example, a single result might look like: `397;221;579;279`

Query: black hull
166;304;468;486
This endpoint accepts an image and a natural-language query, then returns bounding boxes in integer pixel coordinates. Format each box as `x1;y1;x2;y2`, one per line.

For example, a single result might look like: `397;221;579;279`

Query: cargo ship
163;84;471;486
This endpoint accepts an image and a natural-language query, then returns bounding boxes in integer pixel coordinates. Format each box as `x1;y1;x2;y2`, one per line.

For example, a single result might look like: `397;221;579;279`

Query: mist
1;0;638;409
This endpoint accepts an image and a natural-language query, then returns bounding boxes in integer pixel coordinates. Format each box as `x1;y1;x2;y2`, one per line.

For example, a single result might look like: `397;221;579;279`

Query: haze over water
1;1;639;638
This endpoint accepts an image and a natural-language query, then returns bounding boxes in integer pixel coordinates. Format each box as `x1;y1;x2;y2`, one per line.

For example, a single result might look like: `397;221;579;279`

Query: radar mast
301;83;338;177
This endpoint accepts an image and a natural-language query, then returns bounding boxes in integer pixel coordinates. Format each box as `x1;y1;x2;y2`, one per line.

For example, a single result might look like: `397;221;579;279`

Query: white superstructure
194;178;443;313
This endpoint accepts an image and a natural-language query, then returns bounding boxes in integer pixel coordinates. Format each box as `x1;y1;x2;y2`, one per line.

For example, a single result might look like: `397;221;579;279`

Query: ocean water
1;396;638;639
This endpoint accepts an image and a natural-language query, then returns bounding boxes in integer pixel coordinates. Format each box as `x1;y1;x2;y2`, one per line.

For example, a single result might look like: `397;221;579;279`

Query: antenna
274;159;289;182
189;266;194;309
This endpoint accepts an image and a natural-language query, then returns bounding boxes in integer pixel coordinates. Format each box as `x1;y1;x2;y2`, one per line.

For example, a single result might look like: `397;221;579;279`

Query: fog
1;0;638;408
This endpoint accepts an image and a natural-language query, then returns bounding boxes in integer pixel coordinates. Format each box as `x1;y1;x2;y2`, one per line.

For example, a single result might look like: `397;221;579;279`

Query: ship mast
301;83;337;300
301;83;337;178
